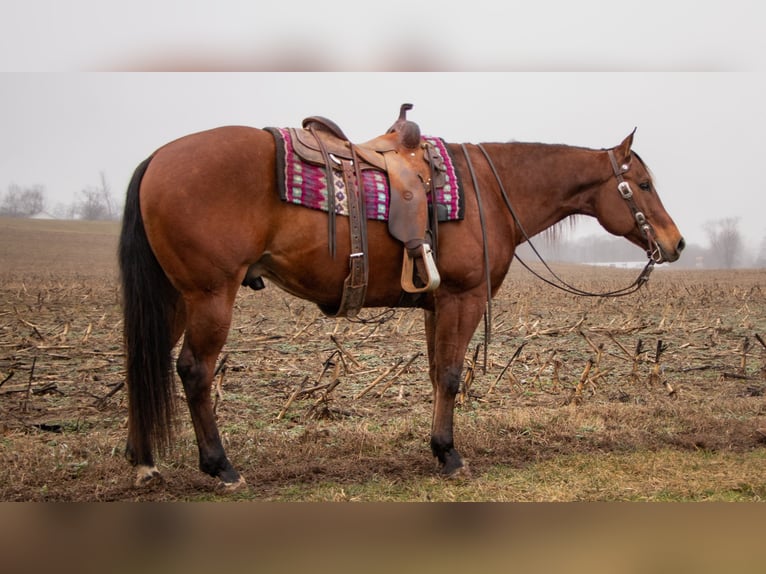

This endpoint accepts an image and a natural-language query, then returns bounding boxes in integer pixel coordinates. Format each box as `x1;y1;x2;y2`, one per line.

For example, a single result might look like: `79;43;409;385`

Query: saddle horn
397;103;413;121
387;103;420;150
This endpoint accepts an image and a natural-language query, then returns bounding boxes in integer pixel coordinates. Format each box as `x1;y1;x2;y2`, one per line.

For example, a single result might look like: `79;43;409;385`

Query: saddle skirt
266;127;463;222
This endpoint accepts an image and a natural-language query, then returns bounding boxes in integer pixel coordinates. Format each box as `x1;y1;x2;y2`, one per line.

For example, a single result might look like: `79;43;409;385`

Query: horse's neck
488;142;606;239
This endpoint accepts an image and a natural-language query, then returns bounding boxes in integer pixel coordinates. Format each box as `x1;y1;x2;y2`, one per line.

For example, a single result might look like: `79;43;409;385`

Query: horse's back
150;125;277;188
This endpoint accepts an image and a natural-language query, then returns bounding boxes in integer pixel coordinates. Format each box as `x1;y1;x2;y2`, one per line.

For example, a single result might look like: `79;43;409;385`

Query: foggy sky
1;2;765;250
2;73;764;249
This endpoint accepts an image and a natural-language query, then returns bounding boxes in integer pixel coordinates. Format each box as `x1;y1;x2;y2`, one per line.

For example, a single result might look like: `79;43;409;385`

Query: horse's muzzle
658;236;685;263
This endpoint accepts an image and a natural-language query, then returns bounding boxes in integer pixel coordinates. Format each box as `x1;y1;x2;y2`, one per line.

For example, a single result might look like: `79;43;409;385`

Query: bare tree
74;172;117;220
76;187;109;220
97;171;115;219
704;217;743;269
756;235;766;268
0;184;46;217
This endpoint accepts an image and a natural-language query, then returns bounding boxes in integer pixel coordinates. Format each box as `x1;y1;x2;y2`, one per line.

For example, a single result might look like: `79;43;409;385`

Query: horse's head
593;131;685;263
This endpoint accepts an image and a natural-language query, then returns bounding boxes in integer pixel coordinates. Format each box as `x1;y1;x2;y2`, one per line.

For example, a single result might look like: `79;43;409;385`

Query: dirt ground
1;218;765;501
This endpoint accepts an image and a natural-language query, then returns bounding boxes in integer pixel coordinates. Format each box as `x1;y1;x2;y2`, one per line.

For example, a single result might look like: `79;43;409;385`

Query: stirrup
401;244;440;293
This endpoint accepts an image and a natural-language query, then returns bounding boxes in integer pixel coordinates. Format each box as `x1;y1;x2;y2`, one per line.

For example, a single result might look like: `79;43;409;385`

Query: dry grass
1;217;765;501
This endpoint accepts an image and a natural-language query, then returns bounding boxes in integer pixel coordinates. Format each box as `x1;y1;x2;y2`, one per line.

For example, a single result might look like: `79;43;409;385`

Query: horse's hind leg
176;287;244;489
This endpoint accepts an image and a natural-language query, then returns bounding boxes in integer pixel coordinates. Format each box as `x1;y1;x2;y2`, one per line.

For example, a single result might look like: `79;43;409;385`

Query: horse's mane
541;215;581;243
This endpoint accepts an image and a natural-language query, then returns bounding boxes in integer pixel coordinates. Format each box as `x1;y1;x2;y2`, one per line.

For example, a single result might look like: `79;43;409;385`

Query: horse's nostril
677;237;686;252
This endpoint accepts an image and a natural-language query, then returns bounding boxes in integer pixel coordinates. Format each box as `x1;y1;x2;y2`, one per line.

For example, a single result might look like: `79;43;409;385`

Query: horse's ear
615;127;637;165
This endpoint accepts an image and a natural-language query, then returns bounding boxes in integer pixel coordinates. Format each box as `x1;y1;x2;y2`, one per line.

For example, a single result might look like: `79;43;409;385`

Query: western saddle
292;103;442;316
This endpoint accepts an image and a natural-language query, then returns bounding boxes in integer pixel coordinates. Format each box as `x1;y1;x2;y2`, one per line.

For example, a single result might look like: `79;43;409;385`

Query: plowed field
1;217;764;501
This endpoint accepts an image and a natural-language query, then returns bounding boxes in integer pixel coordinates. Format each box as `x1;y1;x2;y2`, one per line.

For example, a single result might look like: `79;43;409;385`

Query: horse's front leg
425;293;486;476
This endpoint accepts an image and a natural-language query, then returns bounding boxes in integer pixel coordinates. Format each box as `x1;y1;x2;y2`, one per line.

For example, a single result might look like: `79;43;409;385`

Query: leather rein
464;144;660;302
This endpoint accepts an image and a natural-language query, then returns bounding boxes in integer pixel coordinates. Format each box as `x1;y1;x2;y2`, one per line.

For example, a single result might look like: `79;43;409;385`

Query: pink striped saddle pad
266;127;463;222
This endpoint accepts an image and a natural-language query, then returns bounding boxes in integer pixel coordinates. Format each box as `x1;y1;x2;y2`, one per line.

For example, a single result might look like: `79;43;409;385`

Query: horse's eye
638;182;652;192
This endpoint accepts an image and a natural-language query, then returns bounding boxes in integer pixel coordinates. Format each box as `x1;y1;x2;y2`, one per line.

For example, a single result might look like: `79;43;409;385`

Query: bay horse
119;123;684;489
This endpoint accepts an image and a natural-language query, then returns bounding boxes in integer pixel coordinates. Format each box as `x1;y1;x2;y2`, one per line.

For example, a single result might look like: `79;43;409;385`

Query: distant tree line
703;217;742;269
0;184;45;217
0;172;119;220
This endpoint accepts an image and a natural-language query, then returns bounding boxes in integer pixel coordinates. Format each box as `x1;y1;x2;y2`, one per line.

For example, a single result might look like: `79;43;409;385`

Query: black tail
119;156;178;464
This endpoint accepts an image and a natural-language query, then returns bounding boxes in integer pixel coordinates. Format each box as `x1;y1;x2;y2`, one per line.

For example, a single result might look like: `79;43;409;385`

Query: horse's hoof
217;476;247;493
444;461;472;479
134;465;163;487
438;450;467;477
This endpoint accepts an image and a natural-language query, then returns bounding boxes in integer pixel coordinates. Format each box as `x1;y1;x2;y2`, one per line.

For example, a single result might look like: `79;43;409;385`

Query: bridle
469;144;662;299
606;149;664;265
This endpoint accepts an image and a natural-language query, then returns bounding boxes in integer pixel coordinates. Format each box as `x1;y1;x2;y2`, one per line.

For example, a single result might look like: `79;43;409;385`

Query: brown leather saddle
243;104;443;317
294;104;441;306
